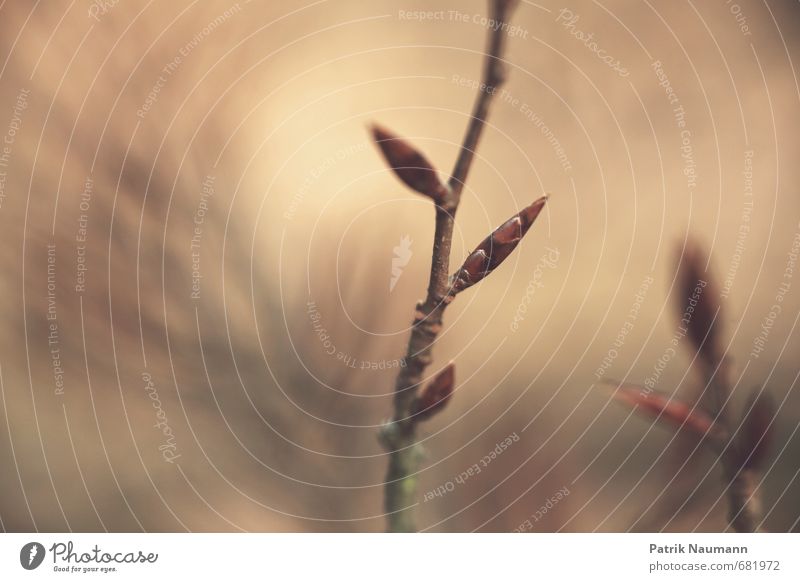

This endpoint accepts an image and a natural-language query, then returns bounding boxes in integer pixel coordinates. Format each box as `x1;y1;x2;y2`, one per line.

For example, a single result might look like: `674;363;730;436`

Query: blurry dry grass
0;0;798;532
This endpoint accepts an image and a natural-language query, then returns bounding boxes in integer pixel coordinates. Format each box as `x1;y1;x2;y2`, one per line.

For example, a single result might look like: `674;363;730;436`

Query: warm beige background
0;0;798;532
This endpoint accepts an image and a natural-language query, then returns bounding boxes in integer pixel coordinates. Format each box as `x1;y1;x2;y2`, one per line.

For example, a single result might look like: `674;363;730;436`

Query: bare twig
607;241;775;532
449;0;518;198
676;241;763;532
371;0;547;532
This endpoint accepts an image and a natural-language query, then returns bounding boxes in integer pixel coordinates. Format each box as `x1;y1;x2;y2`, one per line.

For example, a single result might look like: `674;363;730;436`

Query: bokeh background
0;0;799;532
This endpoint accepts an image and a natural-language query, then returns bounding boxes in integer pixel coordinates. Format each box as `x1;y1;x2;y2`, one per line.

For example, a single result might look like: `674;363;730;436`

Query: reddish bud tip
676;240;722;366
451;196;547;293
606;382;716;437
737;390;775;470
412;363;455;421
370;124;447;201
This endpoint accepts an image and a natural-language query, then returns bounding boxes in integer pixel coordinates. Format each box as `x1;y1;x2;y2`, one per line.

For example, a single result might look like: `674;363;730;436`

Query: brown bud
370;124;447;201
737;390;775;470
676;240;722;366
606;382;716;437
412;363;455;421
451;196;547;293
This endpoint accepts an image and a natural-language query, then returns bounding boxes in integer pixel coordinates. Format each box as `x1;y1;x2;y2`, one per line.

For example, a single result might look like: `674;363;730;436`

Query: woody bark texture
374;0;525;532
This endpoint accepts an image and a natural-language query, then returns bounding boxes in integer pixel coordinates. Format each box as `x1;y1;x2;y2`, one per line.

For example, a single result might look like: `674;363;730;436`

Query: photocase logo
20;542;46;570
390;235;413;292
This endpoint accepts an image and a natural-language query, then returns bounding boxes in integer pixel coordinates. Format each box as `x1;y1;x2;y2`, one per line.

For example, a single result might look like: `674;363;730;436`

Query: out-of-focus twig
605;240;776;532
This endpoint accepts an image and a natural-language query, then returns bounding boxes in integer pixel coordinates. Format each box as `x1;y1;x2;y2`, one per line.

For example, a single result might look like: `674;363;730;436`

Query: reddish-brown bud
412;363;455;421
370;124;447;201
451;196;547;293
606;382;716;437
676;240;722;366
737;390;775;470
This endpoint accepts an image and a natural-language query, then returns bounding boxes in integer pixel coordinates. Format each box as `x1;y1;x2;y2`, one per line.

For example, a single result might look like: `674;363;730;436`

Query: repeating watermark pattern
725;0;752;37
74;176;93;294
47;243;65;396
0;87;30;211
595;275;654;379
190;174;215;300
306;299;407;370
510;247;560;333
142;372;181;463
87;0;121;22
514;102;574;173
284;142;367;221
513;485;571;531
137;4;243;119
721;149;754;299
397;9;529;39
389;235;413;292
422;432;520;502
750;223;800;359
652;60;697;193
555;9;629;77
643;280;707;395
451;75;573;172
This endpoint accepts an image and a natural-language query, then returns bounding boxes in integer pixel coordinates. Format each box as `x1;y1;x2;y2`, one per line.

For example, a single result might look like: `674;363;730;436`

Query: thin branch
676;242;764;532
376;0;523;533
609;243;775;533
449;0;518;198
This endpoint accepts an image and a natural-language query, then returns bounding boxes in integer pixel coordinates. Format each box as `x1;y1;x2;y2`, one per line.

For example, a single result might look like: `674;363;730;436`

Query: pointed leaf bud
676;240;722;366
370;124;447;201
451;196;547;293
737;390;775;470
605;382;716;437
412;363;455;421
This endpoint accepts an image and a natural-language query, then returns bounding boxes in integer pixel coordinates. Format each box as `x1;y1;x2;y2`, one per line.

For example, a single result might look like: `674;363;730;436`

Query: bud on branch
736;390;775;470
451;196;547;293
676;241;722;366
412;363;455;421
606;382;716;438
371;124;448;202
377;0;528;532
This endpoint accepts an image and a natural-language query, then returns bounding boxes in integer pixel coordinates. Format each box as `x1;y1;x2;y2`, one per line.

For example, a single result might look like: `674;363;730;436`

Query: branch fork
606;241;776;532
370;0;545;532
